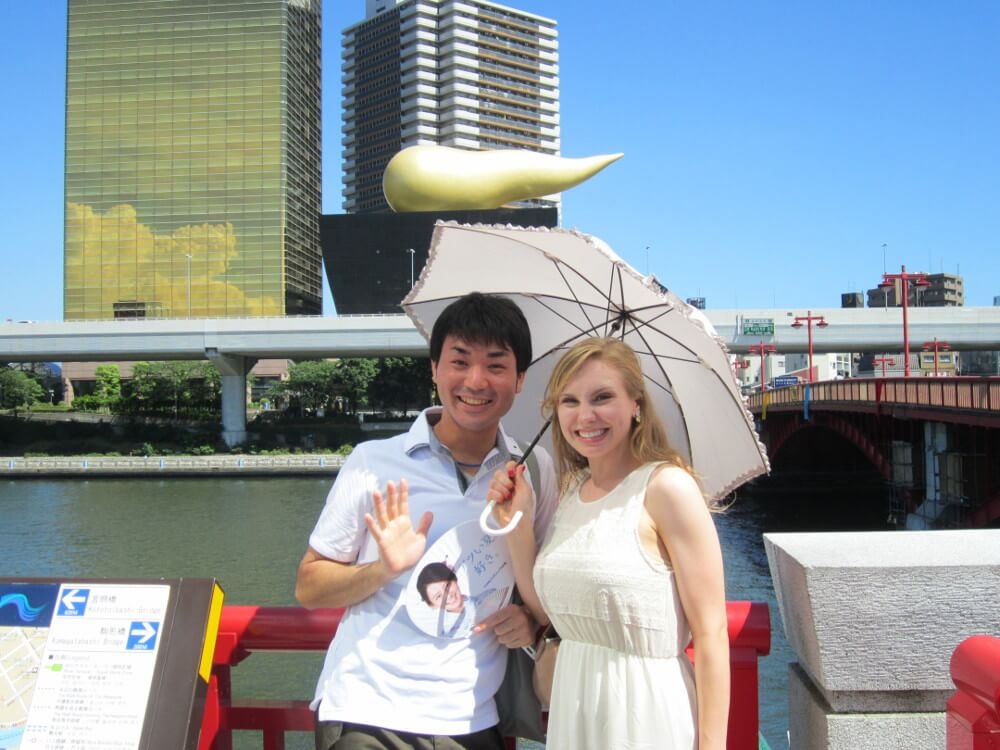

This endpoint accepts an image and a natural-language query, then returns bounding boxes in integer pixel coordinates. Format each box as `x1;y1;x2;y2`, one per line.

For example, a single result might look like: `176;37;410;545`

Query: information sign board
772;375;801;388
0;577;223;750
741;317;775;336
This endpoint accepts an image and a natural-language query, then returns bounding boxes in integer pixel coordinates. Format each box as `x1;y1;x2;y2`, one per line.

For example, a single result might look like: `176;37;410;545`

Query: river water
0;475;857;749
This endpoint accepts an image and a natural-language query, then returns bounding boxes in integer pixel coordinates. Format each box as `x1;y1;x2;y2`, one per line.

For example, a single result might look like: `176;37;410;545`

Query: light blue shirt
309;407;558;735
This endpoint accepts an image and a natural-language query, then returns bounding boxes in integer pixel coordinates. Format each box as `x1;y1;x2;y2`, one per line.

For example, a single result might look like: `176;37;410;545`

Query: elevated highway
3;307;999;445
3;307;1000;364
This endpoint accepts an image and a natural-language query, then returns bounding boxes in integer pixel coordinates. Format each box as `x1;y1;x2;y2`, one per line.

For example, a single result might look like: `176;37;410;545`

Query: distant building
686;297;706;309
64;0;322;319
341;0;559;213
321;207;558;314
866;272;964;308
841;292;863;308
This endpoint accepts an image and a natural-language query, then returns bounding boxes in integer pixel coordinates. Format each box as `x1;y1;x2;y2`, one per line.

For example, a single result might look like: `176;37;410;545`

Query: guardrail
947;634;1000;748
199;601;771;750
1;454;346;476
746;376;1000;419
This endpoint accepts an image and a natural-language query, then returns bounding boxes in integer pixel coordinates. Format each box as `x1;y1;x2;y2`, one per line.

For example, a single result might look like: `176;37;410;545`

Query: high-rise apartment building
866;272;964;308
64;0;322;320
341;0;559;213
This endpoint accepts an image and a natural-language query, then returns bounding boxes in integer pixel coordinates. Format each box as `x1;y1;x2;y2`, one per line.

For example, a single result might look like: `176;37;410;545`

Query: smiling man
296;292;558;750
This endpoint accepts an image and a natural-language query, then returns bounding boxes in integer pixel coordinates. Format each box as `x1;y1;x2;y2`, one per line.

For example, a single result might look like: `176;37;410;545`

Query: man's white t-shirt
308;408;558;736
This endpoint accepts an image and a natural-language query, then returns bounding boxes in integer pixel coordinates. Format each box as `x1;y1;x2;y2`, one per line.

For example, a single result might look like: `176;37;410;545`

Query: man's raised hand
364;479;433;577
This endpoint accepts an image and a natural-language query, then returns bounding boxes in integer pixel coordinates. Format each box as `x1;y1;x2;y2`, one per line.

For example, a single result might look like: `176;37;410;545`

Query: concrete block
765;530;1000;711
788;662;945;750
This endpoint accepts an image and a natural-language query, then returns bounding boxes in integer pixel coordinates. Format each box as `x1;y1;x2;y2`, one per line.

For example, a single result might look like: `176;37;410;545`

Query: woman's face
424;579;464;612
556;357;638;466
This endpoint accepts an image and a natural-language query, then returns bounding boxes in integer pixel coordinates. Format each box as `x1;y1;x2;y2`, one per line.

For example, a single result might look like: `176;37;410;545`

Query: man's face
431;335;525;440
424;579;465;612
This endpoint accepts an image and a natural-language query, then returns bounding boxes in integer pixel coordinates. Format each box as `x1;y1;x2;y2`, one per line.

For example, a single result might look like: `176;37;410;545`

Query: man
296;292;558;750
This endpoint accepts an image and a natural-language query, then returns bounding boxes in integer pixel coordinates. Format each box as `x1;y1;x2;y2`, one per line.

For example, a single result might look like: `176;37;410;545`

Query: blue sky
1;1;997;321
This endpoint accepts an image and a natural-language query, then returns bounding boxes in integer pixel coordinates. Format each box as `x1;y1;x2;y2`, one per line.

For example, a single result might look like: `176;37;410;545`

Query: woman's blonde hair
542;338;697;491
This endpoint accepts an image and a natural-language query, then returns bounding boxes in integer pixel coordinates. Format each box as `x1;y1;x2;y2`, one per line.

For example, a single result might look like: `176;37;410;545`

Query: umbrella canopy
402;222;769;501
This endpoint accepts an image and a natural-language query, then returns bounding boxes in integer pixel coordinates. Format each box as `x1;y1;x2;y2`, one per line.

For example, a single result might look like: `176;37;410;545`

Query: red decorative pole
747;340;776;391
873;356;896;377
922;337;951;376
790;311;829;383
880;265;929;377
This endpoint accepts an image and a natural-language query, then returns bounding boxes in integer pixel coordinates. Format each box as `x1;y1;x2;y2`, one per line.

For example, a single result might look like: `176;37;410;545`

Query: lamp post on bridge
922;337;951;377
790;311;828;383
748;340;776;392
407;248;416;289
732;357;750;383
879;264;929;377
873;356;896;377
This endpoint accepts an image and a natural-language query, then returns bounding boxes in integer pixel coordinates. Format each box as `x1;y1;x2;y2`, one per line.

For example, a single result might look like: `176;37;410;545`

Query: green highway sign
742;318;775;336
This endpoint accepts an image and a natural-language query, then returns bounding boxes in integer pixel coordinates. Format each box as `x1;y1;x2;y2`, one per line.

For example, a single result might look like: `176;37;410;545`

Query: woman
487;338;729;749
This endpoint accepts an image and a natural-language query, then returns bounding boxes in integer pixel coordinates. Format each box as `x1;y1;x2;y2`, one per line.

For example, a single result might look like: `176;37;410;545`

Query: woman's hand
487;460;534;529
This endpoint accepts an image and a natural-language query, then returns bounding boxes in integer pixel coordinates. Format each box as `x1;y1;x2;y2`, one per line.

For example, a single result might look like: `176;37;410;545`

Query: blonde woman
487;338;729;749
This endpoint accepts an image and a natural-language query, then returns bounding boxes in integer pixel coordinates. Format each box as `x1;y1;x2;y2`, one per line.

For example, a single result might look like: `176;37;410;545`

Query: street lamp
747;340;776;391
184;253;193;317
790;311;829;383
879;265;929;377
921;337;951;377
407;248;416;289
873;356;896;377
732;357;750;381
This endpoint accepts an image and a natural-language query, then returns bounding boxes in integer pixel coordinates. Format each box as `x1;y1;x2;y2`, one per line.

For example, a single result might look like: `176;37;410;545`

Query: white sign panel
18;583;170;749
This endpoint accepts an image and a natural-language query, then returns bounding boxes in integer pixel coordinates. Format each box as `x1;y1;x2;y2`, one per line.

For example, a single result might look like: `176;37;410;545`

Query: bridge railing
199;601;771;750
947;634;1000;748
746;376;1000;416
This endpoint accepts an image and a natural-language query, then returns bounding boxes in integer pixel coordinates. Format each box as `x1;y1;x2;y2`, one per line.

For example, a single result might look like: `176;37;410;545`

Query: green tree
120;361;220;419
332;358;378;414
0;367;45;416
283;360;339;414
369;357;432;413
94;364;122;412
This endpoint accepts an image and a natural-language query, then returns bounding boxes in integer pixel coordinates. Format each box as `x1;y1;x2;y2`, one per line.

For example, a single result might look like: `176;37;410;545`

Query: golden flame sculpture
382;145;623;212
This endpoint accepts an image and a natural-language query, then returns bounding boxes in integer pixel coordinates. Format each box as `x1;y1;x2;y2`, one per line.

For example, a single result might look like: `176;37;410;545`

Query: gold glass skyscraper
65;0;322;320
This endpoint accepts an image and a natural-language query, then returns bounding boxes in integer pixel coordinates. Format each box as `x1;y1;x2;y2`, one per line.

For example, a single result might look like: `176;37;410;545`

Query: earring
633;409;641;424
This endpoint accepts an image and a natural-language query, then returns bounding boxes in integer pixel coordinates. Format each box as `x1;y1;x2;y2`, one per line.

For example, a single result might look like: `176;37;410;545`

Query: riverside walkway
0;453;347;477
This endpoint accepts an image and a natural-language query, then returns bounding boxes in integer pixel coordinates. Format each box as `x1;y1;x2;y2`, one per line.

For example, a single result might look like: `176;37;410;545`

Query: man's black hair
428;292;532;373
416;562;458;605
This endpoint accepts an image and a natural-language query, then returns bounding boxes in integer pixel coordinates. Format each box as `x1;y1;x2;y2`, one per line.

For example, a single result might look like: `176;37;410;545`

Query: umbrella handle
479;500;523;536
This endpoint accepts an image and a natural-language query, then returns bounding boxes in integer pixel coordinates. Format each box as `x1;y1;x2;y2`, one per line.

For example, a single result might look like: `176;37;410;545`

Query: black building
321;208;559;314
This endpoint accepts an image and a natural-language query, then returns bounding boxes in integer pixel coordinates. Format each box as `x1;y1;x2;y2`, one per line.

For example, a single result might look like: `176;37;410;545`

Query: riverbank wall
0;454;347;477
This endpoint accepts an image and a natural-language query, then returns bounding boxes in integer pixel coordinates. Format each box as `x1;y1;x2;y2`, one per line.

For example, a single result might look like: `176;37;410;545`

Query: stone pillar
764;530;1000;750
206;351;256;448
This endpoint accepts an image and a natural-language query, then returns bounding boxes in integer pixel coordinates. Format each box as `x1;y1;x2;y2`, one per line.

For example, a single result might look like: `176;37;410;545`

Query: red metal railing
947;634;1000;749
199;601;771;750
747;376;1000;418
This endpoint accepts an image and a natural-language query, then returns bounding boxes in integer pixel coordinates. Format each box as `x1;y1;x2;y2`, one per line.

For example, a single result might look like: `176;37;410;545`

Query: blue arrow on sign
127;621;160;650
57;588;90;616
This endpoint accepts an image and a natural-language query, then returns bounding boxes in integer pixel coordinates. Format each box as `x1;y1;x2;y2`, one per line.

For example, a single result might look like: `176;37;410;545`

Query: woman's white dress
533;463;697;749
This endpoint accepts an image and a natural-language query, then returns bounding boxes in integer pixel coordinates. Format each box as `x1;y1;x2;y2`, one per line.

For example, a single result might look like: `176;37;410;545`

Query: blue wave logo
0;593;48;623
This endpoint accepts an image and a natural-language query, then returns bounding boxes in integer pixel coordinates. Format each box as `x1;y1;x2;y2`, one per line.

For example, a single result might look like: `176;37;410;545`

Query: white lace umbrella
402;222;769;507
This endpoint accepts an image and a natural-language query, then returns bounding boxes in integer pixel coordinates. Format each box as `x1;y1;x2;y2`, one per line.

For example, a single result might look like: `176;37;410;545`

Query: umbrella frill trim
404;221;771;498
659;289;773;496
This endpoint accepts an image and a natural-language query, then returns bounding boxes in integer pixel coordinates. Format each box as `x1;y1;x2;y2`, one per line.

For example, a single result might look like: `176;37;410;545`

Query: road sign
742;317;775;336
773;375;800;388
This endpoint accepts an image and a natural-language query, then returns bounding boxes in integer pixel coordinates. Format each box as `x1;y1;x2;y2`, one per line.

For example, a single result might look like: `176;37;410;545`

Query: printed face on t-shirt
423;579;465;613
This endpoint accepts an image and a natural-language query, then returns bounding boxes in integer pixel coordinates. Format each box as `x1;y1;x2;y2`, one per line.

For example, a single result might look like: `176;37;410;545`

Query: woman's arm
645;466;730;750
487;462;550;626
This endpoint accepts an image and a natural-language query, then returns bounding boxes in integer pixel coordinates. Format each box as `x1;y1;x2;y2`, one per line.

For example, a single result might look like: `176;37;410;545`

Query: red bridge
199;602;771;750
747;376;1000;528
